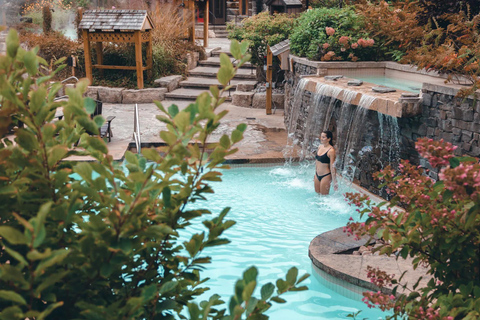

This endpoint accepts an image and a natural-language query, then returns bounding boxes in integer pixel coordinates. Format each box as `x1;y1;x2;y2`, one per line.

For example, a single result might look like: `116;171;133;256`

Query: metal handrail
61;76;79;83
133;103;141;154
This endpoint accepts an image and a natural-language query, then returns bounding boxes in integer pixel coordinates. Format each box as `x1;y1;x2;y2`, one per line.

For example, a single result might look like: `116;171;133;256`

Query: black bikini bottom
315;172;331;182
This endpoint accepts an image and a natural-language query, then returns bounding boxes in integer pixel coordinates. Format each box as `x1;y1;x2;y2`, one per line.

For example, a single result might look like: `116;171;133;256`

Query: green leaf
270;296;286;304
86;136;108;154
219;135;231;149
230;40;241;60
0;226;27;245
35;249;69;275
0;290;27;305
37;301;63;320
260;283;275;301
24;50;38;75
0;306;24;320
0;265;29;290
35;271;69;295
15;129;39;152
231;129;243;143
6;29;19;58
84;97;96;115
4;245;28;266
168;104;179;118
237;123;247;132
286;267;298;285
159;281;178;294
174;112;190;131
449;157;460;168
47;145;69;168
243;266;258;284
27;248;52;261
240;40;250;55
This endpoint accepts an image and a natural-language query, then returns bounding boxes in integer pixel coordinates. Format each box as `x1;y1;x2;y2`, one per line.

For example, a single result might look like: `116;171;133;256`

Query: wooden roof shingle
78;10;154;31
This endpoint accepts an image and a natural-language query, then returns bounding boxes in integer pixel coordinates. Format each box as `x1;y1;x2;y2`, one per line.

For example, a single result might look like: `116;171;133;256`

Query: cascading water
377;113;401;166
300;83;343;158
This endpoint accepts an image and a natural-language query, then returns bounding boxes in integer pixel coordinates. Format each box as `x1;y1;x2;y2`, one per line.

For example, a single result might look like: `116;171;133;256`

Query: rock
186;52;200;70
232;92;254;108
347;79;363;86
122;88;167;104
154;75;182;92
195;29;216;39
362;251;372;256
84;86;99;100
236;82;256;92
372;86;396;93
352;251;361;256
401;93;419;98
358;245;368;254
252;93;285;109
325;75;344;81
97;86;124;104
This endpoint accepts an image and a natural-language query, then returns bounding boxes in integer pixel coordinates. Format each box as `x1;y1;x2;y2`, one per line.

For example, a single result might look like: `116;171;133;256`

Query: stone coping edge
308;228;394;296
126;142;299;164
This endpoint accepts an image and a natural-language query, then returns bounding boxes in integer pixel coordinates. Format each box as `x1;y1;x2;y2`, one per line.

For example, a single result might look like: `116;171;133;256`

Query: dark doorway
209;0;226;24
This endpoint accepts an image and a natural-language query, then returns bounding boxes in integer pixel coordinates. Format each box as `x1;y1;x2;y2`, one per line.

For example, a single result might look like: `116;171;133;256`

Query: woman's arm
329;148;338;190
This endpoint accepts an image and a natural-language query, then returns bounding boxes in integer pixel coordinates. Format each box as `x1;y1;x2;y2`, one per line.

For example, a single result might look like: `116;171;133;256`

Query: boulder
97;86;124;104
122;88;167;104
347;79;363;86
195;29;216;39
232;92;254;108
154;75;183;92
372;86;396;93
236;82;256;92
252;93;285;109
186;52;200;70
325;75;344;81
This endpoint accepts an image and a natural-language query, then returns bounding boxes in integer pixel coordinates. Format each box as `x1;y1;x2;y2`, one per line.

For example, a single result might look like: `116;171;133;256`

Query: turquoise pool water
186;164;389;320
356;76;423;93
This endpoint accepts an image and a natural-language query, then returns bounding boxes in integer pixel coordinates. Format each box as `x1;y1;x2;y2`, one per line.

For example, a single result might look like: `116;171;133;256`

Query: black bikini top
315;148;331;164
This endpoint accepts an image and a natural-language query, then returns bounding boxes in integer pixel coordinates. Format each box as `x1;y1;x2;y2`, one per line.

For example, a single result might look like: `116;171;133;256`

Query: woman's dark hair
322;130;334;146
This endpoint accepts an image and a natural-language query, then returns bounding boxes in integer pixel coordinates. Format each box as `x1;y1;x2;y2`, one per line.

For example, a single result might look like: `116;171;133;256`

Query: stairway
195;24;229;38
165;50;257;101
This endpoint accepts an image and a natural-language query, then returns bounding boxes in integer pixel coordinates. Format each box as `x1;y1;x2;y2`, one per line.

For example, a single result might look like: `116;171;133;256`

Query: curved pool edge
308;227;393;296
309;226;433;298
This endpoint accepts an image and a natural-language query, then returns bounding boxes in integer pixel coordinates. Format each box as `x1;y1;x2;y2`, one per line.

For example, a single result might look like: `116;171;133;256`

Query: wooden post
203;0;209;47
188;0;195;43
266;46;273;115
134;30;144;89
82;30;93;85
146;31;153;80
96;42;103;76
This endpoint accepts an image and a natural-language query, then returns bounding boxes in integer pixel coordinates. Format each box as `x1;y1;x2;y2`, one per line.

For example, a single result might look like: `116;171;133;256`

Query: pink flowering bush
290;7;383;61
345;138;480;319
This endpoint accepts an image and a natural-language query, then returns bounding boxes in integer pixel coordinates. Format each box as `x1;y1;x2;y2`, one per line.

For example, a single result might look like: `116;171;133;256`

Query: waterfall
377;112;400;167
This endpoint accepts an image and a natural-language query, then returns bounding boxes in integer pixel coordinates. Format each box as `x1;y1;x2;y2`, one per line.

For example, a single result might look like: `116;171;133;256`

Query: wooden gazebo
266;0;303;14
78;10;154;89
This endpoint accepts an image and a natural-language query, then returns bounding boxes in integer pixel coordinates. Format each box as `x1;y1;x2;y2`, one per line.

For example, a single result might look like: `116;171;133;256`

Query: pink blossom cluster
357;38;375;47
325;27;335;36
362;291;396;311
416;138;457;169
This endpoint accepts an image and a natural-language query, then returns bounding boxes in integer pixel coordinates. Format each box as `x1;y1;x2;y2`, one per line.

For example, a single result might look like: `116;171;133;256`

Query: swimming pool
355;76;422;93
186;164;389;320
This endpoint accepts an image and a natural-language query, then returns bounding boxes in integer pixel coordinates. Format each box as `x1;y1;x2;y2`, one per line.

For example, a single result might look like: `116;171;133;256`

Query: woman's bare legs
319;175;332;195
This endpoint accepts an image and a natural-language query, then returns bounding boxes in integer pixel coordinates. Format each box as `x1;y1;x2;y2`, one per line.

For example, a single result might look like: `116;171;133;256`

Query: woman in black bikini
314;130;338;195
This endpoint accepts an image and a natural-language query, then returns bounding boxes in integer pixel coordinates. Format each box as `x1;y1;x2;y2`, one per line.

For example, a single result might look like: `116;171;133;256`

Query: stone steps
180;77;257;90
165;87;233;101
189;66;256;80
198;56;253;69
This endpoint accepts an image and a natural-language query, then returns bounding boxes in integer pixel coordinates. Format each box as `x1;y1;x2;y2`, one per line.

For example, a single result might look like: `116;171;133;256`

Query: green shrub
0;29;309;320
290;7;382;61
228;12;296;66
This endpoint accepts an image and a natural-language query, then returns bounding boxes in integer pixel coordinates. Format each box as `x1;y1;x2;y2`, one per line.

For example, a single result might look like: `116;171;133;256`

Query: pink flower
351;43;358;49
357;38;367;47
112;6;116;9
367;39;375;46
322;43;330;49
325;27;335;36
339;36;350;45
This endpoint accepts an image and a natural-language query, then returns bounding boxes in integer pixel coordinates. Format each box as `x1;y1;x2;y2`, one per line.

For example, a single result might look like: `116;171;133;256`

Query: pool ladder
133;104;141;154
